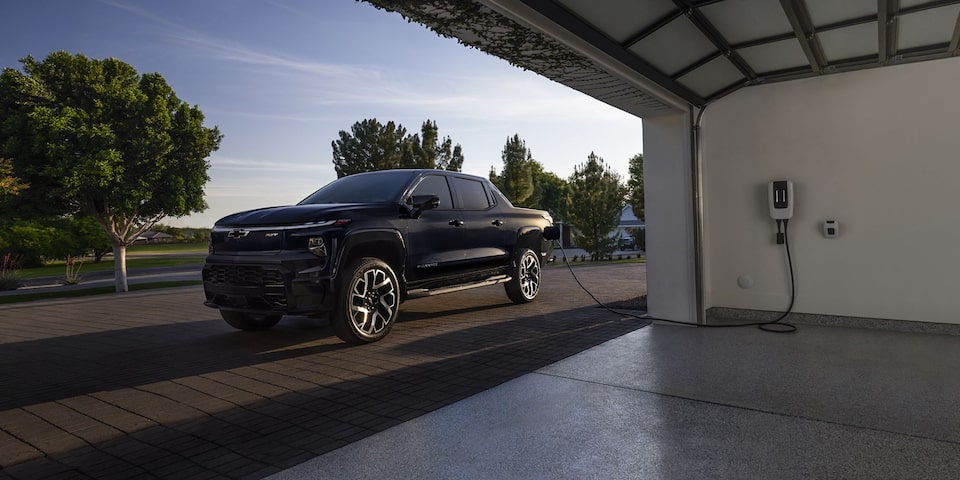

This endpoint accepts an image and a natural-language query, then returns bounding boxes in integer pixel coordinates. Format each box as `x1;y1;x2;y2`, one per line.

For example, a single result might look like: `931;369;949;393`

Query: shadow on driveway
0;264;648;479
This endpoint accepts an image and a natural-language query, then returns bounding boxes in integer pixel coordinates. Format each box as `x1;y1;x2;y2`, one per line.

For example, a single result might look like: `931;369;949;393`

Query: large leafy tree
566;152;626;259
528;161;568;221
332;118;410;177
627;153;644;220
489;134;534;206
0;51;222;291
332;118;463;177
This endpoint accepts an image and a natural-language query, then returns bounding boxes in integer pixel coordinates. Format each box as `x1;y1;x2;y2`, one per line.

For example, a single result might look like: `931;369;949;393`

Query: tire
505;248;542;304
331;258;400;344
220;311;282;331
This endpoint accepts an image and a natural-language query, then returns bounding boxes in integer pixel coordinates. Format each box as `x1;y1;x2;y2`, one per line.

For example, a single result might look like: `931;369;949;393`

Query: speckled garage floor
272;322;960;480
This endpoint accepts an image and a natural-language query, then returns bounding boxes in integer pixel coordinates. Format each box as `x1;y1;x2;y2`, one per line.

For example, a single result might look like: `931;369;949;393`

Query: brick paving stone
57;396;157;434
0;265;648;478
91;389;206;425
2;457;74;479
0;428;43;468
0;408;87;458
200;371;291;398
23;402;123;446
44;471;95;480
138;381;237;416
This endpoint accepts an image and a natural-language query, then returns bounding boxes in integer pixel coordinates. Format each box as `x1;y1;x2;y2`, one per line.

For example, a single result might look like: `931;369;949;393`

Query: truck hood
214;203;390;227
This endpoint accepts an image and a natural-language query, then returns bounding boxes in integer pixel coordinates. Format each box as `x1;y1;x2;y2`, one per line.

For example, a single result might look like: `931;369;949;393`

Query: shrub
0;253;24;291
62;255;84;285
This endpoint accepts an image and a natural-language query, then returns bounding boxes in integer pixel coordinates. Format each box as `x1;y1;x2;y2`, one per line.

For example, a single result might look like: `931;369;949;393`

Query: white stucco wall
643;112;698;322
702;57;960;324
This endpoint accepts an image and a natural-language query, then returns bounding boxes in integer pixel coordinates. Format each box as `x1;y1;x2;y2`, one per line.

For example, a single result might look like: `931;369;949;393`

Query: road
0;264;202;296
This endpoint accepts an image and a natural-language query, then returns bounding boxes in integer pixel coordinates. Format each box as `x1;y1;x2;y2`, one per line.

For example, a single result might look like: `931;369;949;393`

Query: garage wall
643;112;698;322
702;57;960;325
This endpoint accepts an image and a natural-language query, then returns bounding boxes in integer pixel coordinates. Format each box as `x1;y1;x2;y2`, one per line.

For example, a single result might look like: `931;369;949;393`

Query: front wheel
220;311;282;331
505;248;542;304
331;258;400;344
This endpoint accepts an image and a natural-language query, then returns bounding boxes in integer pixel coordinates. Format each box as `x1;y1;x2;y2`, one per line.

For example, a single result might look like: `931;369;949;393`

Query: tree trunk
113;244;128;292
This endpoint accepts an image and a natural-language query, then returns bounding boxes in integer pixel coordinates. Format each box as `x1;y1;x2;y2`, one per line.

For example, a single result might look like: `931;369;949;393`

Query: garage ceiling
364;0;960;117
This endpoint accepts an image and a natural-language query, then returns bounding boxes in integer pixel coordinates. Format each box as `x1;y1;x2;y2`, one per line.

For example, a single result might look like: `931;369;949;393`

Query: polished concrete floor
271;322;960;479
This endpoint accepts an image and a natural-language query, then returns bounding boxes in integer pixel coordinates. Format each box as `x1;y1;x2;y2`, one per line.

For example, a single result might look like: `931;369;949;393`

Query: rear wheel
332;258;400;344
220;311;281;331
505;248;542;303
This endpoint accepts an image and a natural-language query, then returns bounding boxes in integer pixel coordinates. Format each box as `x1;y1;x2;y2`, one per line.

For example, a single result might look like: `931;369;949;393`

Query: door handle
449;219;464;227
491;220;504;226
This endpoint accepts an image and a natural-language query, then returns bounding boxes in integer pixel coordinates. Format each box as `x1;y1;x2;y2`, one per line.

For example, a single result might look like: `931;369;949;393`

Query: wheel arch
334;229;406;286
514;225;547;263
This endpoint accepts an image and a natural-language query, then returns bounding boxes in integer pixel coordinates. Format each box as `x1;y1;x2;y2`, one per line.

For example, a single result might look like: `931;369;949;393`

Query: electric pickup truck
202;169;557;344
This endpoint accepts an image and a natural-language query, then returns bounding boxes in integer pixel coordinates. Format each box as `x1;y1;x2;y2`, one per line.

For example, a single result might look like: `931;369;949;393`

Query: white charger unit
768;181;794;220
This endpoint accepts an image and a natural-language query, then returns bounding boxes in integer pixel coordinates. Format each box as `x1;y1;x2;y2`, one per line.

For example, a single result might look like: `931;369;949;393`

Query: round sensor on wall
737;275;753;289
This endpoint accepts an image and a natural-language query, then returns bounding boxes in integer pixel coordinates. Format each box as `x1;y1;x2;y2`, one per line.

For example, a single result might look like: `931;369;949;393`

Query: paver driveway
0;263;647;479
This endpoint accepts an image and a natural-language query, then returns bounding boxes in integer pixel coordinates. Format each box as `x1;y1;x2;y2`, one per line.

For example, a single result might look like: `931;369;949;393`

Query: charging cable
757;219;796;333
554;220;796;333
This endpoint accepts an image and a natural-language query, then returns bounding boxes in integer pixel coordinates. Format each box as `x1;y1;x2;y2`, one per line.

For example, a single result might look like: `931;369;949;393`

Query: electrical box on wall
768;181;794;220
824;220;839;238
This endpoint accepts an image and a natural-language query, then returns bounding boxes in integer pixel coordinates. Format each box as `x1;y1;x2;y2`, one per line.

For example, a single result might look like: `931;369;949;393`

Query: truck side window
452;177;491;210
412;175;453;209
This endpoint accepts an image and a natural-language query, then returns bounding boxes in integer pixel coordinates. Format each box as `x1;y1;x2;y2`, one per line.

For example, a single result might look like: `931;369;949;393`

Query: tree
566;152;626;259
409;120;464;172
0;158;27;197
490;134;534;206
528;161;569;222
332;119;410;177
332;118;464;177
627;153;644;221
0;51;222;291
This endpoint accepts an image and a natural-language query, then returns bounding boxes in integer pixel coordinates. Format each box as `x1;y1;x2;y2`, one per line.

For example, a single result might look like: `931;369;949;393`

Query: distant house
611;205;645;247
135;231;175;243
560;205;646;250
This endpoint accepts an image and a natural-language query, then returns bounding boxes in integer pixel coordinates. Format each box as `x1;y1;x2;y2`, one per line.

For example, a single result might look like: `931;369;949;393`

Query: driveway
0;263;647;479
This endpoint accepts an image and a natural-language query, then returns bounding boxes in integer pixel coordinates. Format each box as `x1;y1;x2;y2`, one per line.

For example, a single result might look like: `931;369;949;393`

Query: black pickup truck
202;169;557;343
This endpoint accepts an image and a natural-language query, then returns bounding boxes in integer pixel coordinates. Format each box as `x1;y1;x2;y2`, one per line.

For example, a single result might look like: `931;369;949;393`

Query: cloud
210;156;330;172
168;32;377;79
101;0;628;128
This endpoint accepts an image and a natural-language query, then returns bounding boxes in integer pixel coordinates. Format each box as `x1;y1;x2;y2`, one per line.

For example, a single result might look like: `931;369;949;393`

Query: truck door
404;174;463;280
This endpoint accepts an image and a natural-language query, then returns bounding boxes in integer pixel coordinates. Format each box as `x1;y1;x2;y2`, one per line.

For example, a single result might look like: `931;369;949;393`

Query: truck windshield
299;170;416;204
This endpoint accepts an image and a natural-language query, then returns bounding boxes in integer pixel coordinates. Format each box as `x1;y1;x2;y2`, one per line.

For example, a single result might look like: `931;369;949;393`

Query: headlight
307;237;327;265
308;236;328;258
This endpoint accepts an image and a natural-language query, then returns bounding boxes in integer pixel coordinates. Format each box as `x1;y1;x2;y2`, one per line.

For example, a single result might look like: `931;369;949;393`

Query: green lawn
127;242;209;255
16;243;207;279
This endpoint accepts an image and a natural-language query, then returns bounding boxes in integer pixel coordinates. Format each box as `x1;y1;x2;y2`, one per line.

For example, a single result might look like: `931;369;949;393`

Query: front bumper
202;253;334;315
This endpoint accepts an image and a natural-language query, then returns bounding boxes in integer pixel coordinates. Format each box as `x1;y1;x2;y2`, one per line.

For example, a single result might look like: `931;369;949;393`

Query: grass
127;242;209;255
15;242;208;279
547;255;646;267
0;280;202;305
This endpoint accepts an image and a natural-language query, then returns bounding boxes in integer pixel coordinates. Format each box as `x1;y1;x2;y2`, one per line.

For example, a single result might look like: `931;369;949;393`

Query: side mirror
543;226;561;241
410;194;440;219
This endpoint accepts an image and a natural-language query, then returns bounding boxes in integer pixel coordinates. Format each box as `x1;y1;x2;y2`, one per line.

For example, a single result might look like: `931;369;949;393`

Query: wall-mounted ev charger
768;180;794;220
761;180;797;332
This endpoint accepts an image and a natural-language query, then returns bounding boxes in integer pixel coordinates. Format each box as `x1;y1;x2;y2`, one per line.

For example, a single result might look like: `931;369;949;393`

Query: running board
407;275;512;298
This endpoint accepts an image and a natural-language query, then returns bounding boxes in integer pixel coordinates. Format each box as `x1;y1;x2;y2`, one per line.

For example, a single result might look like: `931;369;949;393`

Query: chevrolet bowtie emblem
227;229;250;239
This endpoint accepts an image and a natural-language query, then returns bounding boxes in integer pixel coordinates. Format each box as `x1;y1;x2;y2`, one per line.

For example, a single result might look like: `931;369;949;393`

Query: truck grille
203;265;285;287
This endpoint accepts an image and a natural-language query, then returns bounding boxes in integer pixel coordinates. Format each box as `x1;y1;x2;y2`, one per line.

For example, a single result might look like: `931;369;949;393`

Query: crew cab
202;169;558;343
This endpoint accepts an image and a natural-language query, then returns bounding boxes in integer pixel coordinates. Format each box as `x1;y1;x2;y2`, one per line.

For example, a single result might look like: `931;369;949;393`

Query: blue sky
1;0;644;227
